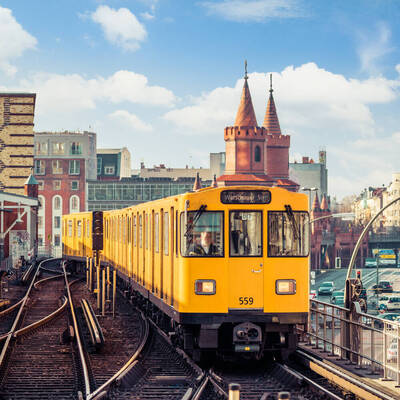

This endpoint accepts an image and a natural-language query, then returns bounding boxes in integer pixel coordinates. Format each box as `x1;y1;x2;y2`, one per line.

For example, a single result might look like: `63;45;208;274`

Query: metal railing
304;299;400;385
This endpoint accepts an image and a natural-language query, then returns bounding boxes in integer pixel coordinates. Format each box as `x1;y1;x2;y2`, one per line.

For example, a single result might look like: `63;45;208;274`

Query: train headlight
276;279;296;295
195;279;216;295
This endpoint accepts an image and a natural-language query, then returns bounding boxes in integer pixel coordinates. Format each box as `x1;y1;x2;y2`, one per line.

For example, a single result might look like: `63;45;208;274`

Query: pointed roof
312;193;320;211
321;194;329;211
25;173;38;185
234;61;258;127
263;74;282;134
193;172;202;191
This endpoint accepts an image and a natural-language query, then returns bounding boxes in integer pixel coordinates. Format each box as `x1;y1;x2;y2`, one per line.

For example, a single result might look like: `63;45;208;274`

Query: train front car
179;186;309;360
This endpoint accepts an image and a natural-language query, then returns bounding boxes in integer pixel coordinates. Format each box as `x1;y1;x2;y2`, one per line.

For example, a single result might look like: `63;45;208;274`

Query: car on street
331;295;345;307
386;297;400;311
388;341;398;362
318;281;335;296
372;281;393;294
378;296;390;311
309;290;317;300
374;312;400;329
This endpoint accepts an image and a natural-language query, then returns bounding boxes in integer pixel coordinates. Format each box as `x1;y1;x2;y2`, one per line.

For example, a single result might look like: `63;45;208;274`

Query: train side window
127;217;130;243
229;211;262;257
68;220;72;237
164;212;169;255
268;211;309;257
77;220;82;238
180;211;223;257
139;215;142;248
134;216;137;246
155;213;159;252
145;214;148;249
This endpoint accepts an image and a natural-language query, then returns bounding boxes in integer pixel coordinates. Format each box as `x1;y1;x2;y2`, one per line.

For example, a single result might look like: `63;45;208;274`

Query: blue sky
1;0;400;199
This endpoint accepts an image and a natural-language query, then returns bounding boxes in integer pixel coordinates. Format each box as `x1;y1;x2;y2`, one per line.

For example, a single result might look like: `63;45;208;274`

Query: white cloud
164;62;399;138
140;12;155;20
17;70;176;115
0;6;37;76
91;5;147;51
109;110;153;132
200;0;305;22
357;22;394;75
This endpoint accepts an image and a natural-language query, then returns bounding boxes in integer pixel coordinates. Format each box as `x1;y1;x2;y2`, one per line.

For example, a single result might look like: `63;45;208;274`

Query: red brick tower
264;74;291;180
218;62;272;186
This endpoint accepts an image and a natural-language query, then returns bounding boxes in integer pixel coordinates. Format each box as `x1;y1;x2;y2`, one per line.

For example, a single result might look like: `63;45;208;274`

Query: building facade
87;177;211;211
0;93;36;195
0;176;39;267
97;148;132;180
34;131;96;252
290;151;328;199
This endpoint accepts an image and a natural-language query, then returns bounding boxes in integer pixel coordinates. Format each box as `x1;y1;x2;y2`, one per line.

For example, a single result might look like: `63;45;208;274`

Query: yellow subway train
63;185;309;360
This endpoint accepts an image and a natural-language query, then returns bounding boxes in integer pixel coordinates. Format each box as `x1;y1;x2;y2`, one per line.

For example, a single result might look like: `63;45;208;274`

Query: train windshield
181;211;223;257
268;211;309;257
229;211;262;257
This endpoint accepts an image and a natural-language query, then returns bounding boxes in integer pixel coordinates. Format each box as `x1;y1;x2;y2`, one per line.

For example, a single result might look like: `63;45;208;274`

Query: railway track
0;258;81;399
70;280;146;392
106;321;202;400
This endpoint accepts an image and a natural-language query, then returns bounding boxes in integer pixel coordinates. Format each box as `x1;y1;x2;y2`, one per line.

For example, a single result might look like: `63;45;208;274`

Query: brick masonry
0;93;36;195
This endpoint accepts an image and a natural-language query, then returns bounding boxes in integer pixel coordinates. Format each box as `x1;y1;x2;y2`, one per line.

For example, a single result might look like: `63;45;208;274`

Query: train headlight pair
276;279;296;295
195;279;216;295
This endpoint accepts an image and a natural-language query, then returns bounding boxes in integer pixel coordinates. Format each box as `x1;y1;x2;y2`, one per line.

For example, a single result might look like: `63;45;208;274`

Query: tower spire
263;73;281;134
234;60;257;127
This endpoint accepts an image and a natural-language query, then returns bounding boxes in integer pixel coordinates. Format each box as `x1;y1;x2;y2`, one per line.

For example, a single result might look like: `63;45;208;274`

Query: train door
133;214;138;280
160;209;164;298
151;210;155;293
154;212;160;295
228;210;264;310
170;206;174;306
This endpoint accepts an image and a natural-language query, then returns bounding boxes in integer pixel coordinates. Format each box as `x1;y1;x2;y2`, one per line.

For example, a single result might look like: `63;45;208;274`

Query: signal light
195;279;216;295
276;279;296;295
357;270;361;280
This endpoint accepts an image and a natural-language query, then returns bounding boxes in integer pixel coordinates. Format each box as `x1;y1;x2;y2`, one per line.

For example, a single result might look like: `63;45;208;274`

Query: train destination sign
220;190;271;204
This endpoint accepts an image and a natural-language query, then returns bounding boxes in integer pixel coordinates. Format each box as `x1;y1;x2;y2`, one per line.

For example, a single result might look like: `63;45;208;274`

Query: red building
217;67;299;191
34;131;97;255
0;175;39;268
310;193;368;269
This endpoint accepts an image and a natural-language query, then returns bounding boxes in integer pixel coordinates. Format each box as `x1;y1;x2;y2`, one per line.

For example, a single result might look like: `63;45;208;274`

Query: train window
134;216;137;246
77;221;82;238
164;212;169;255
180;211;223;257
145;214;148;249
127;217;130;243
139;215;142;248
155;213;159;253
268;211;309;257
68;220;72;237
229;211;262;257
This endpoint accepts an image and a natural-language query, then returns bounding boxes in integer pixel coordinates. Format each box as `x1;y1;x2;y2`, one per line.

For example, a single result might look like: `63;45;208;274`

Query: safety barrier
306;298;400;385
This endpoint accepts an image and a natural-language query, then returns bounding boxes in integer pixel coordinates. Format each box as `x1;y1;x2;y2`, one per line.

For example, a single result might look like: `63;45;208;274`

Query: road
311;267;400;313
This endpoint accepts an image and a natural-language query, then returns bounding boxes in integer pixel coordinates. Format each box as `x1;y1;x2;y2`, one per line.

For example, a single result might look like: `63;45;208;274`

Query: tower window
255;146;261;162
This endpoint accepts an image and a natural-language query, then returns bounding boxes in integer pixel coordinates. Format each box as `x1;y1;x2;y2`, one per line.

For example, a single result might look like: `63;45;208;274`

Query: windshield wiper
185;204;207;242
284;204;299;240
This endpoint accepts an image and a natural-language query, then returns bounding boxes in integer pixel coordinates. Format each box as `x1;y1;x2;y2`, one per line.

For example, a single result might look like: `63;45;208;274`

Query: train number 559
238;297;254;305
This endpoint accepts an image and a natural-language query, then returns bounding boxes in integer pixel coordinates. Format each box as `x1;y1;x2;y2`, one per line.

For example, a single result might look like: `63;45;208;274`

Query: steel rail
277;363;343;400
87;310;149;400
34;273;67;289
62;261;91;398
0;257;48;367
296;349;395;400
13;295;68;337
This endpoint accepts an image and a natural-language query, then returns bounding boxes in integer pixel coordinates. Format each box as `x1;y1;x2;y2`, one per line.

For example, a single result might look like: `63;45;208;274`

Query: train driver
188;231;219;256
